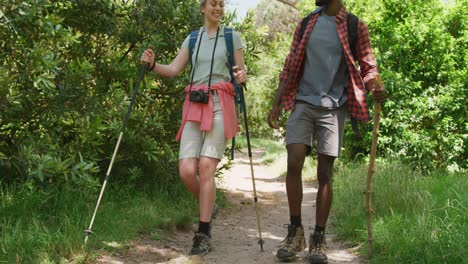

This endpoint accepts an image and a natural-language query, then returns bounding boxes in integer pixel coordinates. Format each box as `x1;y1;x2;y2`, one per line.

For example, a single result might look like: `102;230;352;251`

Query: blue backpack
188;27;241;159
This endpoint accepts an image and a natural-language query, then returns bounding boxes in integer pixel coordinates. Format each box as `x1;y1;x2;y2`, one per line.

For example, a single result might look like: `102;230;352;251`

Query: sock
198;221;210;236
290;215;302;227
314;225;325;233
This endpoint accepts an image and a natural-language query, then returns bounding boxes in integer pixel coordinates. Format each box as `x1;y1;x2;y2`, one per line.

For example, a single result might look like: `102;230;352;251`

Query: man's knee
317;153;335;183
287;162;304;177
287;144;308;174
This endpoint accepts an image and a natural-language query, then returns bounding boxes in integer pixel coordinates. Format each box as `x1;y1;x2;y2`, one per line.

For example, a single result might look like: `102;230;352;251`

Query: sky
226;0;262;20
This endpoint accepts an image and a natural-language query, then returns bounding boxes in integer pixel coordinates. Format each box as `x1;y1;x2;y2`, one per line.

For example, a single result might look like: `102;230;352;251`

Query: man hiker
268;0;386;263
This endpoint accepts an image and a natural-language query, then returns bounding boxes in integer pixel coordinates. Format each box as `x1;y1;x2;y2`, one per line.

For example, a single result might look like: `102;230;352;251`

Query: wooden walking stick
366;74;383;257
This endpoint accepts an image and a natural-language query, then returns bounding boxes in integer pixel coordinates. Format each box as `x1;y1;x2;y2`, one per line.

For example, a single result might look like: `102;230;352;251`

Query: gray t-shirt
182;26;243;86
296;12;349;108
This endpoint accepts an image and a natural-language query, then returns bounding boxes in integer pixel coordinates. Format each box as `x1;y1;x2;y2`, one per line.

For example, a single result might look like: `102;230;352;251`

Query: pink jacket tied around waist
176;82;239;141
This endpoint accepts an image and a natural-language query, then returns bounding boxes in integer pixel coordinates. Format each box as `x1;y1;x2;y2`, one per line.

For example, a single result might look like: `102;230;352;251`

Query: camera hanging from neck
188;26;220;104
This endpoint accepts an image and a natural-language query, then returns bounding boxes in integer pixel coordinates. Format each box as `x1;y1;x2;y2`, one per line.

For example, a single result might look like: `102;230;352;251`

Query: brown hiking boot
306;231;328;264
276;225;306;261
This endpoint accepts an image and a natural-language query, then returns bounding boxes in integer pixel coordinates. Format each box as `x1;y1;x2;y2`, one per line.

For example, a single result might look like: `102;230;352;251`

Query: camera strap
189;26;220;94
188;27;203;93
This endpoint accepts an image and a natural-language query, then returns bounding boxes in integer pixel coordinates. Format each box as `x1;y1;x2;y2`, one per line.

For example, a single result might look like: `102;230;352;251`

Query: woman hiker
140;0;246;256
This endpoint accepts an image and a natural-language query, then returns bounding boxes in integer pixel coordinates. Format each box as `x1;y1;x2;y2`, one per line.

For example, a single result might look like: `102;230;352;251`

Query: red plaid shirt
280;6;378;122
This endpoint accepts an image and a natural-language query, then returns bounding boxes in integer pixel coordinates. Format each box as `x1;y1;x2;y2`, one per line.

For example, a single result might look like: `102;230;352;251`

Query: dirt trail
97;148;363;264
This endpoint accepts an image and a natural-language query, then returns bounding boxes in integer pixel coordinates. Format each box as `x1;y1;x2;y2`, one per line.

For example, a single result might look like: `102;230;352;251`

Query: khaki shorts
179;95;228;160
285;101;346;157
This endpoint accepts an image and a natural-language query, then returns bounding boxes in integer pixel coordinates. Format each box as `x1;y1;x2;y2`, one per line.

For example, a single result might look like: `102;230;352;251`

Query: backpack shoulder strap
299;6;323;40
223;27;241;160
299;13;313;40
347;13;359;59
224;27;242;109
224;27;235;69
347;13;362;138
188;29;200;67
223;27;238;91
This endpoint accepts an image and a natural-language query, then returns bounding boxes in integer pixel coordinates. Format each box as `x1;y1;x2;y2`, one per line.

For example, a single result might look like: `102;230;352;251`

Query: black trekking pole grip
84;63;149;245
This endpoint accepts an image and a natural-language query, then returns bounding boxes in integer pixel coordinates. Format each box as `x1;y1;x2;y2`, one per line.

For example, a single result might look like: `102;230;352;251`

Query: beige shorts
179;95;228;160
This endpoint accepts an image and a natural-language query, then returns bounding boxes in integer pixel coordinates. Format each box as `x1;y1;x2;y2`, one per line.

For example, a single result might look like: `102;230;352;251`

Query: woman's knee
179;159;197;179
198;157;218;181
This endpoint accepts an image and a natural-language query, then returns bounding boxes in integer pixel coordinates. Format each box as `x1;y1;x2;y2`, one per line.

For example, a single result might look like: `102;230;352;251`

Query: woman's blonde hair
199;0;206;6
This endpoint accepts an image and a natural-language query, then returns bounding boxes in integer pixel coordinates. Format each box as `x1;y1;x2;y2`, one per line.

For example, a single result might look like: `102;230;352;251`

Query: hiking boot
276;224;306;261
306;231;328;264
189;232;212;255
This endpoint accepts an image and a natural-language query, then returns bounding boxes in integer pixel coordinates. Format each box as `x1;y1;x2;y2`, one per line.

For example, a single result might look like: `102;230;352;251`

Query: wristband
149;61;156;71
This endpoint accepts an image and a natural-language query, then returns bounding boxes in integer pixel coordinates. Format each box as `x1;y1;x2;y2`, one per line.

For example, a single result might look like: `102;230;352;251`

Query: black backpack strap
224;27;241;108
347;13;359;60
224;27;235;73
299;14;313;40
299;6;323;40
347;13;362;138
188;30;200;67
224;27;241;160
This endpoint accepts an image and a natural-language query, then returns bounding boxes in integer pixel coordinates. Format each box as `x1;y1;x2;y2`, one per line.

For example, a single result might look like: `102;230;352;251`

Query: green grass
243;137;467;262
7;138;464;263
0;182;199;263
333;161;467;263
234;135;284;164
234;136;318;181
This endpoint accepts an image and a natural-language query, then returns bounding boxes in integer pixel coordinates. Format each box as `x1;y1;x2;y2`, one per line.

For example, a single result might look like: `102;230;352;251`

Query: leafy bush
345;0;467;171
0;0;202;187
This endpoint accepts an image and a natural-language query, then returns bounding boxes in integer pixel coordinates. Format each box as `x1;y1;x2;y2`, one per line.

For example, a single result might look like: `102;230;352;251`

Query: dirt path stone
97;149;363;264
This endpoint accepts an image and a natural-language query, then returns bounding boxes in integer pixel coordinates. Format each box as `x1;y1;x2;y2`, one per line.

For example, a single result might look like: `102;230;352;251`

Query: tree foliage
0;0;465;188
345;0;467;171
0;0;202;186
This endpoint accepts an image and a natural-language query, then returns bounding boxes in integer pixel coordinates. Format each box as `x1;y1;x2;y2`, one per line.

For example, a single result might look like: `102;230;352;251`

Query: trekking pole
365;74;383;257
233;66;265;251
84;59;151;245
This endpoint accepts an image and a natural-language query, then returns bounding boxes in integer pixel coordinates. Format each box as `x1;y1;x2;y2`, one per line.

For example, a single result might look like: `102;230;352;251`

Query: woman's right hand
140;48;155;68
